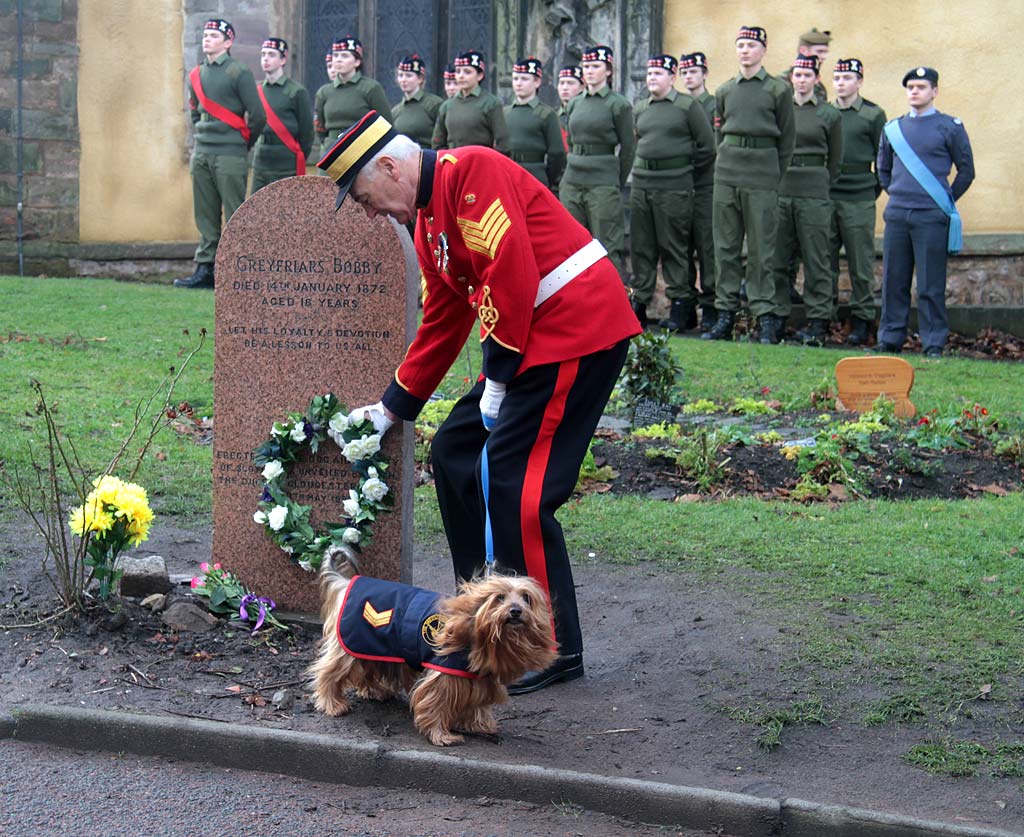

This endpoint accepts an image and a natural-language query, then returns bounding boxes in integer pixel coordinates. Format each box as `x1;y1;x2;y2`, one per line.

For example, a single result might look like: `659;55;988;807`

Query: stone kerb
212;176;418;613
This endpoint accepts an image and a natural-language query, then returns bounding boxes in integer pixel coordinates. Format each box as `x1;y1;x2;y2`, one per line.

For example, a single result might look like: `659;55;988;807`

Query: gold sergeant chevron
362;600;394;628
457;198;511;260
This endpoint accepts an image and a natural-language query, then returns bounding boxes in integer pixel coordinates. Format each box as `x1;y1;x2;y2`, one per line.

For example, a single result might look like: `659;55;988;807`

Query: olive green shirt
504;96;566;187
631;88;715;192
831;96;888;202
432;86;509;152
315;71;391;140
391;89;444;149
713;68;795;189
189;52;265;156
693;90;716;190
563;85;635;188
779;98;843;198
253;75;314;171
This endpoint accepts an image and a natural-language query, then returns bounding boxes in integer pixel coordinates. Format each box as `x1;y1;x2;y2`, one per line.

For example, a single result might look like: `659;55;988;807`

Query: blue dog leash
480;439;496;578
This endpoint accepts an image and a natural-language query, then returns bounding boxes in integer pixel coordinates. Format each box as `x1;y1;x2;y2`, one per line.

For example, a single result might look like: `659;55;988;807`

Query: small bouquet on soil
69;475;154;600
190;562;288;634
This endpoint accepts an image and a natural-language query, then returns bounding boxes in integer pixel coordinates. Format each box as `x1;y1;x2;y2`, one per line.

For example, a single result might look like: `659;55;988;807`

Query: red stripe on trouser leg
519;358;579;643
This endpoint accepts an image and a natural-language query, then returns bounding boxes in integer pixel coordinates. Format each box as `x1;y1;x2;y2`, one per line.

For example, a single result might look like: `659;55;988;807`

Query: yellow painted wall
665;0;1018;234
79;0;196;241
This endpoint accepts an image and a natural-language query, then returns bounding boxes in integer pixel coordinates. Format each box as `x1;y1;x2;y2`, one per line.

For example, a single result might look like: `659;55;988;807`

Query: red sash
189;66;250;145
255;84;305;176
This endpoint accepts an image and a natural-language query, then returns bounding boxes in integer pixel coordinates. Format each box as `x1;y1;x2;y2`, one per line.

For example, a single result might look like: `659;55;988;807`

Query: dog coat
335;575;477;678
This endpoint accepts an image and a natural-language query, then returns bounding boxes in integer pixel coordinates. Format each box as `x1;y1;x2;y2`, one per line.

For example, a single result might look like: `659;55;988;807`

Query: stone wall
0;0;80;243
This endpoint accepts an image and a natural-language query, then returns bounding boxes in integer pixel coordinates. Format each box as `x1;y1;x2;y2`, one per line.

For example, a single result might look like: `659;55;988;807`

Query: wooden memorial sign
835;356;916;417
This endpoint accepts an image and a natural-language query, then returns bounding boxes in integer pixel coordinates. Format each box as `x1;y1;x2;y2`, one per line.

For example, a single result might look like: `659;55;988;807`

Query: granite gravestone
834;356;916;417
213;176;418;613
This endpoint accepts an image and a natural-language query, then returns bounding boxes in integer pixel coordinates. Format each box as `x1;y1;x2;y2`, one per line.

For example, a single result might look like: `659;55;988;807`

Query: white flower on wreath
362;477;389;503
343;490;361;519
342;527;361;544
289;423;307;443
327;411;349;442
270;422;287;438
267;505;289;531
298;559;313;572
253;510;268;525
281;545;294;554
262;460;284;481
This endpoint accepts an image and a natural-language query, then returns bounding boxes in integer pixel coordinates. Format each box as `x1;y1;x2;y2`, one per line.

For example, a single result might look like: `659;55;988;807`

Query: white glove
479;379;506;431
347;401;395;436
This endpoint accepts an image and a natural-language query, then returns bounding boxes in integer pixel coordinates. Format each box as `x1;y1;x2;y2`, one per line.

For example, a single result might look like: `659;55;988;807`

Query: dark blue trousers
879;206;950;350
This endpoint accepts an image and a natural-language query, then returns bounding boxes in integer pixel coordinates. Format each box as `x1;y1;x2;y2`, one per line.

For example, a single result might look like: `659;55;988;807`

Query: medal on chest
433;231;450;275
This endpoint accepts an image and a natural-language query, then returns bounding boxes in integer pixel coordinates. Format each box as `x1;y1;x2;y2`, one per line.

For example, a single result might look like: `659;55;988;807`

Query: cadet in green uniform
315;36;391;154
630;54;715;331
561;45;635;281
432;50;508;151
391;54;443;150
679;51;717;330
505;57;566;189
325;51;336;83
443;63;459;99
771;55;843;345
557;65;584;135
703;25;794;342
249;38;314;195
780;28;832;104
830;58;886;345
176;19;265;289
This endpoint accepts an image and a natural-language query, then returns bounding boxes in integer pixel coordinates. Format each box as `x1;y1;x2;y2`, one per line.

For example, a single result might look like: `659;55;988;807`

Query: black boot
631;300;648;330
773;315;788;341
174;262;214;289
757;314;780;345
659;298;696;333
845;317;871;346
507;653;585;695
700;305;717;333
701;309;735;341
795;318;829;346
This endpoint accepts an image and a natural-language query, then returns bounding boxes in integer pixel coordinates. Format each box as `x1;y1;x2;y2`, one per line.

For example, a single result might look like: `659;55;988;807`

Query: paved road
0;740;723;836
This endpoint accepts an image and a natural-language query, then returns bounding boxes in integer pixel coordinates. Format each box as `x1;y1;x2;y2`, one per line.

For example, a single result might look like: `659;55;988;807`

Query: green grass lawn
3;274;1023;763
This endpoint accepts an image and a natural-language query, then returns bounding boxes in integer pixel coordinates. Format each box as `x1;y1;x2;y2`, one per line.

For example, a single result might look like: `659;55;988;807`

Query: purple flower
239;593;277;633
260;486;272;503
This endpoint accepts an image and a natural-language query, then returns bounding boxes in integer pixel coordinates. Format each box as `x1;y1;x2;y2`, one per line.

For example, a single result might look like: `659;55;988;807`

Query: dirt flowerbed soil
2;502;1023;834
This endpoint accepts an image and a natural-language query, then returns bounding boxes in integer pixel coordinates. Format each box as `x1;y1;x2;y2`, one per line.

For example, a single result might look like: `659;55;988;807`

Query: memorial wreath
252;393;392;572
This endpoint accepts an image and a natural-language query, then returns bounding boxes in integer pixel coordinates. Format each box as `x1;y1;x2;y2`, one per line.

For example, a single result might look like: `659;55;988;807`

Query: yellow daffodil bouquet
69;475;154;600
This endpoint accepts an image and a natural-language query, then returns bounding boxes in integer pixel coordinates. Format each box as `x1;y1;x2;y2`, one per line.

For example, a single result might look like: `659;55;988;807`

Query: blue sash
883;120;962;254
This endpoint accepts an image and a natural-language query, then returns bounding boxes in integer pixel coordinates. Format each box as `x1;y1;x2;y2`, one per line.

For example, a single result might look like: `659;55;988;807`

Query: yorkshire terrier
307;547;558;746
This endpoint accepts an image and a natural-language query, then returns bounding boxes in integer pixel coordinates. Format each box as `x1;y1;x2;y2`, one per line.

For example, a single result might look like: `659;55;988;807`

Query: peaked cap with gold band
513;57;543;78
204;19;234;40
262;37;287;56
317;110;398;210
835;57;864;77
736;25;767;45
333;36;362;56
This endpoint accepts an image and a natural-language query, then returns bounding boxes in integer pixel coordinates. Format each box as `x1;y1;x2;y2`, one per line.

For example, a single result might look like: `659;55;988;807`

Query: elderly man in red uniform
318;112;640;693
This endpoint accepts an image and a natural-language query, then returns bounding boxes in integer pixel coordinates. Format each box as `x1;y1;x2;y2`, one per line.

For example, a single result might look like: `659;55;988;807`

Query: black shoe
701;310;735;341
507;654;584;695
757;314;780;345
631;300;649;330
845;318;871;346
873;340;903;354
174;262;214;289
923;346;943;359
700;305;717;333
795;318;829;346
659;298;696;333
773;315;788;341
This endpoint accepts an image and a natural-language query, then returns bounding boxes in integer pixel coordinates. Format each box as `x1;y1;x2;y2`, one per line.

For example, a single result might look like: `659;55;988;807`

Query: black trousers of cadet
431;339;629;659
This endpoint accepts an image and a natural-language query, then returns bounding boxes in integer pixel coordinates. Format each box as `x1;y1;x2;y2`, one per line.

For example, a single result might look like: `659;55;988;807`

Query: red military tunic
382;146;640;420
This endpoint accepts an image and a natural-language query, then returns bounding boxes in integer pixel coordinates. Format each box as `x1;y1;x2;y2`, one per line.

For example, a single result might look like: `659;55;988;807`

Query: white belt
534;239;608;307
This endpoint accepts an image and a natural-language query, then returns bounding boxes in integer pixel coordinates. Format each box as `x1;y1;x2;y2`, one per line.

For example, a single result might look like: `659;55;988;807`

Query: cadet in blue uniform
876;66;974;357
